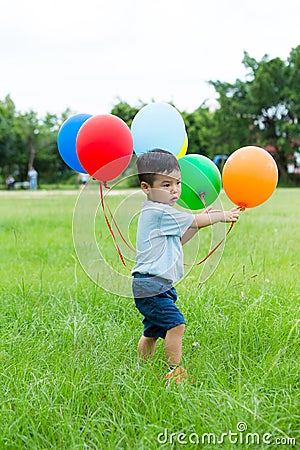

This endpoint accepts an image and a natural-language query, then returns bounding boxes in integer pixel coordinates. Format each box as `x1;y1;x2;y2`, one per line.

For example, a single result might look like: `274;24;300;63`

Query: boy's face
141;170;182;206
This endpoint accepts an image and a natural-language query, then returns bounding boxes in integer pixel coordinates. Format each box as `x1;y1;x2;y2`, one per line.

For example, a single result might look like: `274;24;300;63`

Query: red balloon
76;114;133;182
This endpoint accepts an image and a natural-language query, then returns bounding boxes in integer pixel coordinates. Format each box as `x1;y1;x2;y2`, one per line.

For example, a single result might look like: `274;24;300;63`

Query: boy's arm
191;207;240;229
181;207;240;245
181;226;199;245
181;207;213;245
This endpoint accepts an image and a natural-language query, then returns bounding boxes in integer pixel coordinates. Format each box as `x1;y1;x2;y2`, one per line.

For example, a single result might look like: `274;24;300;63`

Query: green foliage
35;112;74;183
209;79;254;154
181;106;217;158
111;100;140;128
0;95;19;171
0;99;73;185
210;45;300;181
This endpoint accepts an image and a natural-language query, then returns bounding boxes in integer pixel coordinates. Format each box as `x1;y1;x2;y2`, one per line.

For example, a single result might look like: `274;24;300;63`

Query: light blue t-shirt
132;200;194;283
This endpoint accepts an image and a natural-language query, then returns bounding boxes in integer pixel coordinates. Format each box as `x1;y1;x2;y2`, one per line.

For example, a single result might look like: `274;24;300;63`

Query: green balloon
177;155;221;210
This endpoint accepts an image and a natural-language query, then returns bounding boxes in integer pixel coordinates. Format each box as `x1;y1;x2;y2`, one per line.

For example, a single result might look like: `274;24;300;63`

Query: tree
13;110;42;180
110;101;140;128
210;45;300;181
0;96;72;185
34;111;74;184
181;106;217;158
0;95;19;178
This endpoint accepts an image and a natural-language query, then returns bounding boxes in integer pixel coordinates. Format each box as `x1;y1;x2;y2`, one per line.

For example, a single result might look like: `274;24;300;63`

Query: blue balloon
131;102;186;157
57;114;92;172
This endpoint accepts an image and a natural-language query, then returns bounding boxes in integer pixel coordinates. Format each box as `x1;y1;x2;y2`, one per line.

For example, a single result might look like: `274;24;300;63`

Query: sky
1;0;300;118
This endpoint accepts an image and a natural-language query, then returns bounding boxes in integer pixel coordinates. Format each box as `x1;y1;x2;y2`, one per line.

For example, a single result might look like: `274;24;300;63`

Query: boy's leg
138;335;158;361
164;324;185;366
164;324;189;385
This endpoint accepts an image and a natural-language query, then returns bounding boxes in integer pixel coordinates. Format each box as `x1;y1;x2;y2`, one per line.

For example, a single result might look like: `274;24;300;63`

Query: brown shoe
165;366;189;387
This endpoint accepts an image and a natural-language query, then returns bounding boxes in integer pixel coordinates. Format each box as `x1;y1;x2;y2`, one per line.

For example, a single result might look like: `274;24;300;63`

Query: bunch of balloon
131;102;186;157
177;154;222;210
222;146;278;210
57;113;92;172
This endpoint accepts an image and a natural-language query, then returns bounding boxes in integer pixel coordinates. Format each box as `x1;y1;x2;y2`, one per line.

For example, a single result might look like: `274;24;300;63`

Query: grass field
0;187;299;449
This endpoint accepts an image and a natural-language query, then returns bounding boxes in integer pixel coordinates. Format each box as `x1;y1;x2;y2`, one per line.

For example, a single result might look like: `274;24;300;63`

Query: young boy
132;149;240;385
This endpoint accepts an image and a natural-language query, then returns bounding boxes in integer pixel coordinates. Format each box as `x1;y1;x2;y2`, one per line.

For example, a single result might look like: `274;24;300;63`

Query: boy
132;149;240;385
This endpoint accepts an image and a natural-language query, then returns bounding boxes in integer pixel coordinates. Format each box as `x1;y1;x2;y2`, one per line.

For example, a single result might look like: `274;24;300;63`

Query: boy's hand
221;207;240;223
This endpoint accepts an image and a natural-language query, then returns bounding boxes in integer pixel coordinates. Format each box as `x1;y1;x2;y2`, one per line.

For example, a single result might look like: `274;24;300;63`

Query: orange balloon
222;146;278;209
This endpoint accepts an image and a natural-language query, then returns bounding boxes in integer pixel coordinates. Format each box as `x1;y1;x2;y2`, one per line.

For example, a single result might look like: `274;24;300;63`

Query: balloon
76;114;133;182
177;154;222;210
131;102;186;157
57;114;92;172
177;134;188;159
222;146;278;209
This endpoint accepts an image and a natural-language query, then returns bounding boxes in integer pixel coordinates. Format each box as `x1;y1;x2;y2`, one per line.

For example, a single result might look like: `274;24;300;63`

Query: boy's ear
140;181;150;194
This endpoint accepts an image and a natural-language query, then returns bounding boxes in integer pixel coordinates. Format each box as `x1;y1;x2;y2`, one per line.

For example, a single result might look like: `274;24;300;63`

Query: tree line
1;45;300;187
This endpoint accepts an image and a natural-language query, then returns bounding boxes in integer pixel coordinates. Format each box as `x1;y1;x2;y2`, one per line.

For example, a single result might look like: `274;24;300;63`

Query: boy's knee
177;323;185;334
169;323;185;335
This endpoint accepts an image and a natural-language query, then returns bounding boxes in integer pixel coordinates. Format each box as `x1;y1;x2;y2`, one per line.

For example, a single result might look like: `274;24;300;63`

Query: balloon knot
199;192;208;209
102;181;110;189
239;204;246;211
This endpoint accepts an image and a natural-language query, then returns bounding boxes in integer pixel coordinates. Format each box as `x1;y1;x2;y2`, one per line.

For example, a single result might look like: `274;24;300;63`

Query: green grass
0;188;299;449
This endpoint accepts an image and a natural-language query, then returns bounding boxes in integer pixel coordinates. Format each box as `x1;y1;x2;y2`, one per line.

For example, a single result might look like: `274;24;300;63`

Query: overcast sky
1;0;299;118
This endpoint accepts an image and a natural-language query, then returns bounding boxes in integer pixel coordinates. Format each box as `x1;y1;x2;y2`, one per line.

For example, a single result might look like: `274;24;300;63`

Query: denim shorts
132;273;186;339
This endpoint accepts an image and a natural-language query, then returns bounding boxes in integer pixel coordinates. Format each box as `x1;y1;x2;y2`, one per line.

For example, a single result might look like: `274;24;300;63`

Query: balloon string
184;203;243;267
99;184;240;271
100;182;135;252
105;201;136;253
99;182;131;271
184;221;235;266
102;181;110;189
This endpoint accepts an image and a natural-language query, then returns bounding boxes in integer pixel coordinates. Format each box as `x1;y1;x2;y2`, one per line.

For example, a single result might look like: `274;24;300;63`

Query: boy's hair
136;149;180;186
